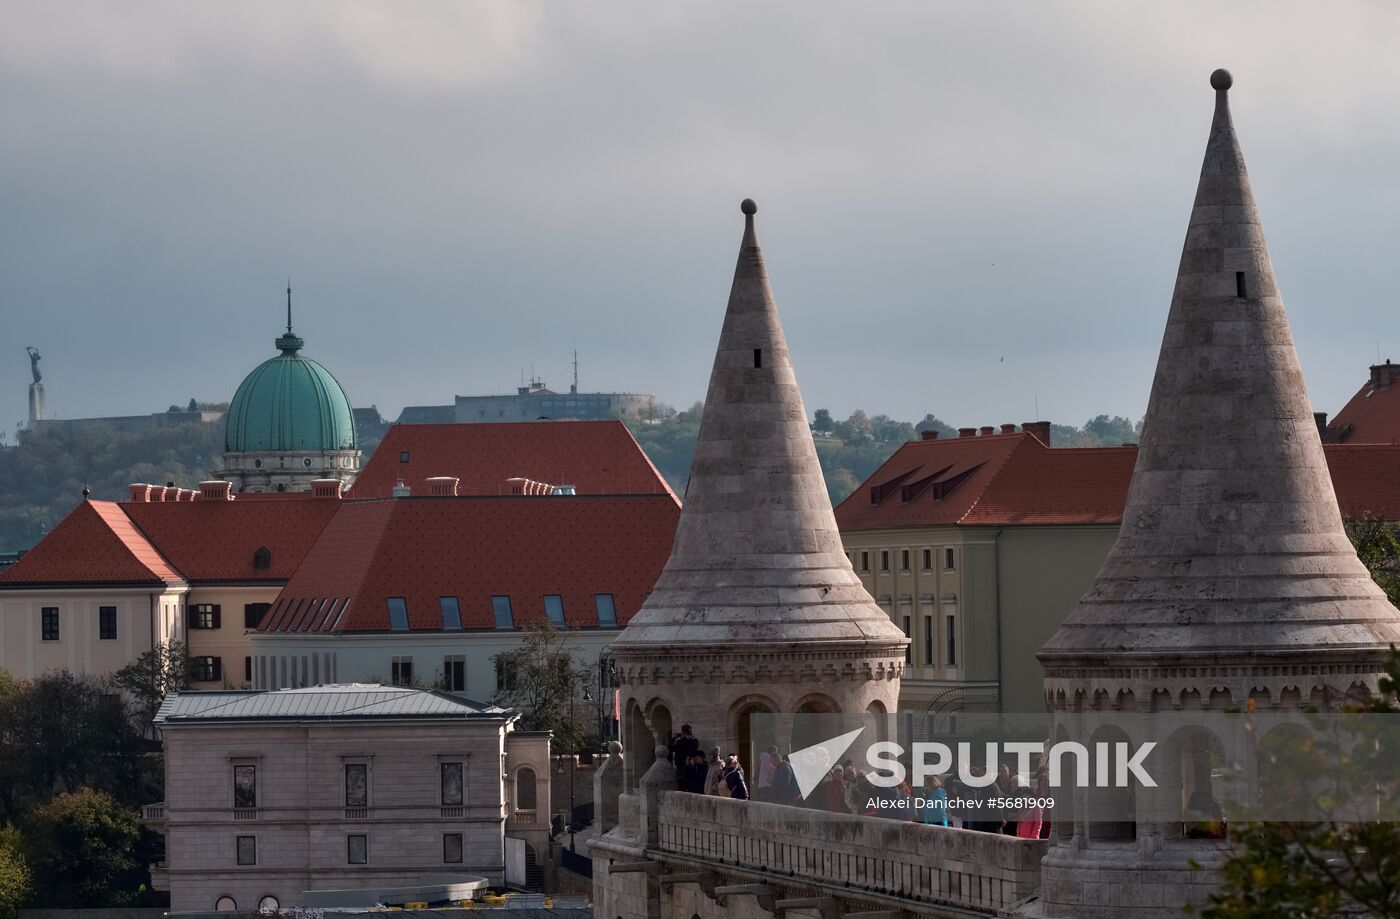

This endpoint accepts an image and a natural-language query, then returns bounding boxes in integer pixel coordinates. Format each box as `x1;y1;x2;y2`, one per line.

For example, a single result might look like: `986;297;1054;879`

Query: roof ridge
954;433;1038;525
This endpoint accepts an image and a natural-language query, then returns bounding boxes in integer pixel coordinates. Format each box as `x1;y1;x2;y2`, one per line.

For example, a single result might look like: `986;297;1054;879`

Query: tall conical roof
612;200;907;652
1041;70;1400;664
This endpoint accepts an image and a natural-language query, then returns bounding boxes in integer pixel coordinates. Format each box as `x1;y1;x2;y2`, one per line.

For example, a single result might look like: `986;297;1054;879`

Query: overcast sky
3;1;1399;437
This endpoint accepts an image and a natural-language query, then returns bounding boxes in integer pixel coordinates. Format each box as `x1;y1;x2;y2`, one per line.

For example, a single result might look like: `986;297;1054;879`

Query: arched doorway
731;697;776;780
515;767;538;813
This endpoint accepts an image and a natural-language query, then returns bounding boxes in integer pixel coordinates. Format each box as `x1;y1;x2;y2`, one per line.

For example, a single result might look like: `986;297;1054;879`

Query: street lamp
569;687;593;853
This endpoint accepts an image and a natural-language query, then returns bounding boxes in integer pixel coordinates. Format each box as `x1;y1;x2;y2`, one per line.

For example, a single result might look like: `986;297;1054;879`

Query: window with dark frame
440;762;464;805
386;597;409;631
439;596;462;630
922;548;932;570
544;594;566;627
496;658;515;691
191;604;221;629
443;656;465;692
924;615;934;664
233;765;257;809
946;615;957;667
390;657;414;686
41;607;59;641
236;835;256;865
595;594;618;628
944;547;955;570
99;606;117;640
443;832;464;863
252;546;271;570
344;763;368;807
900;549;910;571
880;550;890;572
902;616;912;664
244;603;271;629
193;656;222;682
860;551;869;572
491;595;514;629
347;834;368;865
244;657;252;683
399;451;410;463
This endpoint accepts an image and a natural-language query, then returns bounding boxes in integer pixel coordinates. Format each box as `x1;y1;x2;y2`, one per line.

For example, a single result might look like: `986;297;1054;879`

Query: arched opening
515;767;538;812
792;694;839;752
1086;725;1135;842
866;699;889;744
624;699;648;791
257;895;280;912
1159;726;1227;840
649;702;673;768
731;696;776;780
215;897;237;912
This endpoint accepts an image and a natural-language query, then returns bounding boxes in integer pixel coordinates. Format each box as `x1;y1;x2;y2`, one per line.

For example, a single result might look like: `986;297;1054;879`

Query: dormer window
253;546;272;570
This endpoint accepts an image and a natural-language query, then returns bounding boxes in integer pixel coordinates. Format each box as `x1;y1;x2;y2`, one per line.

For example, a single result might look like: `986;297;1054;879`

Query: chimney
1000;423;1017;434
180;489;197;501
957;427;977;438
1314;412;1329;440
1371;359;1398;388
1021;421;1052;446
920;430;940;440
426;476;460;497
199;481;233;501
149;485;168;502
979;426;995;436
311;479;344;499
391;480;411;498
128;483;151;502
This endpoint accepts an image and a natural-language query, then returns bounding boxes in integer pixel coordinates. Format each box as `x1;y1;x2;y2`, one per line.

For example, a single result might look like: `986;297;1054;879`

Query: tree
1082;414;1138;446
114;642;192;736
915;414;956;438
0;825;27;919
22;788;141;907
869;414;916;446
185;398;198;412
491;622;596;754
833;409;873;446
812;409;834;436
1347;515;1400;605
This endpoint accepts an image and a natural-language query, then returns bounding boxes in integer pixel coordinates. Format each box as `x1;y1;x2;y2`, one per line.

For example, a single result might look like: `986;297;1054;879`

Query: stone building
216;292;360;493
1032;70;1400;917
142;684;549;910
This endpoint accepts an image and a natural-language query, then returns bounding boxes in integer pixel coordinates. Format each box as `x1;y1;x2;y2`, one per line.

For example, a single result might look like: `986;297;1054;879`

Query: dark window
516;767;538;810
399;451;410;463
595;594;618;628
345;763;368;807
443;656;465;692
860;551;869;572
441;762;464;805
946;616;957;667
900;549;910;571
944;548;955;570
439;597;462;630
244;656;252;683
391;657;414;686
902;616;912;664
880;551;890;572
496;658;516;691
236;835;256;865
387;597;409;631
99;606;117;640
753;348;762;369
193;656;223;682
544;594;566;627
922;548;932;570
233;765;257;808
244;603;271;629
1236;271;1247;298
41;607;59;641
253;546;271;570
491;595;514;629
347;834;367;865
924;615;934;664
443;832;464;863
191;604;222;630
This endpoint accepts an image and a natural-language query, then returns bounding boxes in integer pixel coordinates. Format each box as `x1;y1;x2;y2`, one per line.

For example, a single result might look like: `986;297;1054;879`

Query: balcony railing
141;803;166;822
344;807;370;819
440;805;465;818
232;807;259;821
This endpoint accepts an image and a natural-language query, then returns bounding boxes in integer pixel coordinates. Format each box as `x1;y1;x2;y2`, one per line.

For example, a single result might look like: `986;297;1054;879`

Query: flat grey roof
155;683;513;725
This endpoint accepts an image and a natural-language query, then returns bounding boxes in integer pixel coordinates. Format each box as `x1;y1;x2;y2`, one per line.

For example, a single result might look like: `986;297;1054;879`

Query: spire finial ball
1210;69;1232;91
741;198;757;215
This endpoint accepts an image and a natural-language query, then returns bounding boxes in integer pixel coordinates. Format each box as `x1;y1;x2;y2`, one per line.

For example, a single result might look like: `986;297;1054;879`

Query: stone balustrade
655;791;1047;914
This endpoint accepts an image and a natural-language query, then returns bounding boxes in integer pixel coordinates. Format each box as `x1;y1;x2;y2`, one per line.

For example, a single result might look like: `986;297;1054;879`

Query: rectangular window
443;656;465;692
439;596;462;630
244;603;271;629
1235;270;1247;298
880;551;890;572
233;765;257;809
491;595;514;629
386;597;409;631
345;763;368;807
40;607;59;641
347;834;368;865
190;604;221;629
496;658;515;691
391;657;414;686
924;615;933;665
193;656;222;682
900;549;910;571
595;594;618;628
399;451;410;463
236;835;256;866
440;762;464;805
443;832;464;864
544;594;566;627
944;548;956;570
753;348;762;369
946;615;957;667
860;551;869;572
902;615;912;664
99;606;117;640
244;656;252;683
922;548;932;570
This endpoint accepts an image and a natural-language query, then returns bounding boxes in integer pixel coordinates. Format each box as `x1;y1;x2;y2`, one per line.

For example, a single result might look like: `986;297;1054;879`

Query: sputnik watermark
865;740;1158;789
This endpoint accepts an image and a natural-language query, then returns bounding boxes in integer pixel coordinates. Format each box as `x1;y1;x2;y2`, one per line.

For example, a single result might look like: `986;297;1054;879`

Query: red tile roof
122;493;341;583
836;434;1400;530
1326;364;1400;445
350;421;678;501
261;494;680;632
0;501;182;586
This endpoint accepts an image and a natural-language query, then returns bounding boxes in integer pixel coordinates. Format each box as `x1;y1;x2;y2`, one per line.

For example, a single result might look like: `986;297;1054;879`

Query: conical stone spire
614;200;908;651
1041;69;1400;692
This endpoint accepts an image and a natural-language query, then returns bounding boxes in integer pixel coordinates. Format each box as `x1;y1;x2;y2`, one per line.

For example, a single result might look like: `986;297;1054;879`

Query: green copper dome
225;325;357;454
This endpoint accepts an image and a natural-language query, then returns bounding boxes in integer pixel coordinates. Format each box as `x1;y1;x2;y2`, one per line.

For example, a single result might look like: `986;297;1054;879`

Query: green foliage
491;622;596;754
0;419;224;552
22;788;142;907
1347;515;1400;606
113;642;193;737
0;825;28;919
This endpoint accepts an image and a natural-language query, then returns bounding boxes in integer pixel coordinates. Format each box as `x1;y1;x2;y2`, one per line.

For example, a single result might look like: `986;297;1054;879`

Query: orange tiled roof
350;420;678;501
0;500;182;586
1326;367;1400;445
260;493;680;632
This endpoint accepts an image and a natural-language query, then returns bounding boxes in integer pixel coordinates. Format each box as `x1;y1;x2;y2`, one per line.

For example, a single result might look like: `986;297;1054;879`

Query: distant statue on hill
25;347;41;384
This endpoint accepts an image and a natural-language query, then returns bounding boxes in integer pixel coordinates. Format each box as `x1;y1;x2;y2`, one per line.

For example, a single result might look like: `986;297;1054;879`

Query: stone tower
1033;70;1400;917
610;200;907;785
